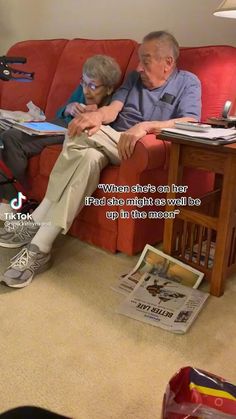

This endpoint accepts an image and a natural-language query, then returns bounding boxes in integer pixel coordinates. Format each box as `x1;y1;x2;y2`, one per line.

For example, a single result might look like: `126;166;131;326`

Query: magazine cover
112;244;204;295
117;273;209;334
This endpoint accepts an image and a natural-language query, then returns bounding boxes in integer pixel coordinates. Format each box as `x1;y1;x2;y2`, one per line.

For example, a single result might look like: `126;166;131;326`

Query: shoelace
9;247;37;270
5;220;37;240
4;221;23;232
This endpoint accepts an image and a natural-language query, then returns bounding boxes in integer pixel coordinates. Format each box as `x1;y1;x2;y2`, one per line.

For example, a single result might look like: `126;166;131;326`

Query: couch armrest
120;134;169;175
116;133;170;255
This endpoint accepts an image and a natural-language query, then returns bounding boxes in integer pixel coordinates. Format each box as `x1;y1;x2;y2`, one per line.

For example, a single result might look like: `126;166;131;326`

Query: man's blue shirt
111;70;201;132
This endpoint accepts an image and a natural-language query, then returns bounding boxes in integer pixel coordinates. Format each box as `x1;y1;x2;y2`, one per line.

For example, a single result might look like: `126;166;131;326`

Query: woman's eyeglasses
81;78;104;91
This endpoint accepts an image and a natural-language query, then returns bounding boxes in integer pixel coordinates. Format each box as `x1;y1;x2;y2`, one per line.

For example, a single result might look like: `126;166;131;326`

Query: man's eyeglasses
81;78;104;91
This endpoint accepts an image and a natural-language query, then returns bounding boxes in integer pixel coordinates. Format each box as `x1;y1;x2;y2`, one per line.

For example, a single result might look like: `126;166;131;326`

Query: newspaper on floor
112;244;204;295
117;272;209;334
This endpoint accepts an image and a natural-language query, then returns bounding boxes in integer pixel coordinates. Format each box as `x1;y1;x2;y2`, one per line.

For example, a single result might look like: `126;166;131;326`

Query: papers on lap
161;127;236;145
12;121;67;136
0;109;34;122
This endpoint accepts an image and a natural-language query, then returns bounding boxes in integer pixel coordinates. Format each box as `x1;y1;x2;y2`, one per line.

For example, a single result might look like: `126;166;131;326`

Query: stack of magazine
160;126;236;146
112;244;209;334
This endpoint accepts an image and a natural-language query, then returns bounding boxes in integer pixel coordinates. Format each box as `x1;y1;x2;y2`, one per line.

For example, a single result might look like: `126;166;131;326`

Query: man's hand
118;123;150;160
68;111;103;137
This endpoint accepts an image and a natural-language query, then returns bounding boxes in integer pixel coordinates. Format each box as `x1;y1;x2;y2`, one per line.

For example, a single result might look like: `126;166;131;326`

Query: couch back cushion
125;44;236;121
0;39;68;112
124;44;139;76
2;41;235;122
178;46;236;121
45;38;137;119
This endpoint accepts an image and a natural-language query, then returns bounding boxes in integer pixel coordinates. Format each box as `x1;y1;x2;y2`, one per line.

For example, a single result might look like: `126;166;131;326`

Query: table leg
163;143;182;254
210;154;236;296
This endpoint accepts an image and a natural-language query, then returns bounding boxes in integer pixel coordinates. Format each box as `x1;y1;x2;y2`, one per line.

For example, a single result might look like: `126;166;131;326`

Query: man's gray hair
143;31;179;60
83;55;121;87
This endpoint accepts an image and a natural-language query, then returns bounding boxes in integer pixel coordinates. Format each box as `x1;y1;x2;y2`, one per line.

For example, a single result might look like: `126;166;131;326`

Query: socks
31;198;53;224
31;223;62;253
30;198;62;253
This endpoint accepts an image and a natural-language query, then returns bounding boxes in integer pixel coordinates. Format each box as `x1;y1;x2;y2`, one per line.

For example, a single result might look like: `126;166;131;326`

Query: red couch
1;39;236;255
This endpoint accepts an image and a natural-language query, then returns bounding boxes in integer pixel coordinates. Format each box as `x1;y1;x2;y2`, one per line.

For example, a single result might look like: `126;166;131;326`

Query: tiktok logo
10;192;27;210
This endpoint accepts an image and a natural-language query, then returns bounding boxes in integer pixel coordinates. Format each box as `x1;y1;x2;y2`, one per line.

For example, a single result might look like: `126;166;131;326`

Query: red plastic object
162;366;236;418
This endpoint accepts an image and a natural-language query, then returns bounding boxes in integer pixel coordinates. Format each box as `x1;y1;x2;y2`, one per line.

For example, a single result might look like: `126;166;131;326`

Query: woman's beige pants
43;125;121;233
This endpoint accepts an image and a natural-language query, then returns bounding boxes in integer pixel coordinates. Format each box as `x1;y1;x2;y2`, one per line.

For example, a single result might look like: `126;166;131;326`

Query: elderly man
0;30;201;288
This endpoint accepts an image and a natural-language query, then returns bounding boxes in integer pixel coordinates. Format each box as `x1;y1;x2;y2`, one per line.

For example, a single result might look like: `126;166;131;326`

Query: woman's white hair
83;55;121;87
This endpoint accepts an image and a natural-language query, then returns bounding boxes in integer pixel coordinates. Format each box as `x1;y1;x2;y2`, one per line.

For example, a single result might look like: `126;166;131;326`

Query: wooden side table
159;133;236;296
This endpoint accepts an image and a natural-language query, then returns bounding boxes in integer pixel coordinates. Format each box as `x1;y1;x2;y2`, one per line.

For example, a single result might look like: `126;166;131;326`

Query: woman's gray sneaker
0;219;39;248
1;243;51;288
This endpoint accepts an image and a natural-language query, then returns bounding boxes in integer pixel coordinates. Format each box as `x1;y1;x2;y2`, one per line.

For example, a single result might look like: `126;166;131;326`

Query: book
117;272;209;334
12;121;67;136
0;119;14;130
161;127;236;145
111;244;204;295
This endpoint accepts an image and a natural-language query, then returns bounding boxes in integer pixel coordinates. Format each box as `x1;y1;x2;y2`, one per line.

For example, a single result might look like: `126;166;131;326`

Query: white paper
117;273;209;333
162;127;236;140
112;244;204;295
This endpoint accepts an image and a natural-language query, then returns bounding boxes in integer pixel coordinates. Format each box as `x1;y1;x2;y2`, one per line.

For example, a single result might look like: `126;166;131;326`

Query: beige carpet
0;235;236;419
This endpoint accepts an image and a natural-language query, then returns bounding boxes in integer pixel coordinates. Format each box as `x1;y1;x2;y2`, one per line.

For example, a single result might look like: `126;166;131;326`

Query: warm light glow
214;0;236;18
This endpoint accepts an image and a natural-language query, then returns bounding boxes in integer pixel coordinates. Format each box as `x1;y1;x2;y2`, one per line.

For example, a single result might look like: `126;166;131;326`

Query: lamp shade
214;0;236;17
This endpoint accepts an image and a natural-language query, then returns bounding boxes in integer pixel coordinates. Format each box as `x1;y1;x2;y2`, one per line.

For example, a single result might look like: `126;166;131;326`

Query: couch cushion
178;45;236;121
124;44;139;77
45;38;137;119
0;39;68;112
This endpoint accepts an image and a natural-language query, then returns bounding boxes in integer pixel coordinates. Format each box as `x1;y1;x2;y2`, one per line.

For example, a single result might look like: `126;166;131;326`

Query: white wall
0;0;236;54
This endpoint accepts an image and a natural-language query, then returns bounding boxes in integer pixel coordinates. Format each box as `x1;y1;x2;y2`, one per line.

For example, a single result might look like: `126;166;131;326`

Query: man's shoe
0;219;39;248
1;243;51;288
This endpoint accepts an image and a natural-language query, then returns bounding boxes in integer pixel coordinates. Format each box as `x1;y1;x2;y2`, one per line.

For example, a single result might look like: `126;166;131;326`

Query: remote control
174;122;211;132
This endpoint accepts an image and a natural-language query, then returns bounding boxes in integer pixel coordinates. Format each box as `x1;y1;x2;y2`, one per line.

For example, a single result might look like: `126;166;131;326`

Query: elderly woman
0;54;121;218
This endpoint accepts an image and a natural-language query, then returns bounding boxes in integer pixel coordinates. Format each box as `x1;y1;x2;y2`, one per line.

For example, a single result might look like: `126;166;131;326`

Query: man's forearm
67;100;124;137
97;100;123;125
144;116;198;135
